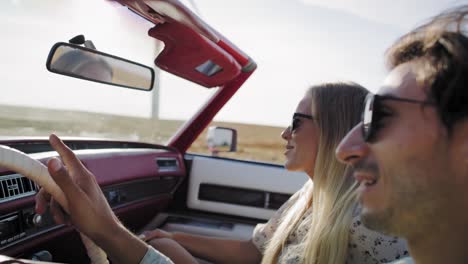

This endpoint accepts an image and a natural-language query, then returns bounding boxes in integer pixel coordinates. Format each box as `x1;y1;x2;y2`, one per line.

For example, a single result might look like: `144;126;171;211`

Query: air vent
156;158;179;172
0;174;38;203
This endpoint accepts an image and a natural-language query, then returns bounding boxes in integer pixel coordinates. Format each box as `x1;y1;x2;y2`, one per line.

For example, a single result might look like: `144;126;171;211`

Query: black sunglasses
292;112;314;131
362;93;435;142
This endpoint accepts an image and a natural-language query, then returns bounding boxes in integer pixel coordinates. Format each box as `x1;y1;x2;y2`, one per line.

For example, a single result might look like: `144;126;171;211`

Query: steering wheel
0;145;108;264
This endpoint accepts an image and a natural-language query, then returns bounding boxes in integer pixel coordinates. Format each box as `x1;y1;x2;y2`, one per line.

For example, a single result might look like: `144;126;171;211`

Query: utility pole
151;39;162;120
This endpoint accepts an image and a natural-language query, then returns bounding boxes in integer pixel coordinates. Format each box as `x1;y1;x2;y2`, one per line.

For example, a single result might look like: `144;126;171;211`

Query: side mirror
206;126;237;156
46;42;155;91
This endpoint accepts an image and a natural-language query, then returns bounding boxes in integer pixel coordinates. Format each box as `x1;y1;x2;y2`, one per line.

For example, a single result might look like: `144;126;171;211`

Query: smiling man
336;5;468;264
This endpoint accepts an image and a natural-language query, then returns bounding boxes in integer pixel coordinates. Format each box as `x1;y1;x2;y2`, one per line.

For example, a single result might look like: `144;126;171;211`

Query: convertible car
0;0;307;262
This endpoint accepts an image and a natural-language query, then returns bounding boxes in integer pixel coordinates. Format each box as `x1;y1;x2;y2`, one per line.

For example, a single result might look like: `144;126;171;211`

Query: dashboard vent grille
0;174;38;203
156;158;179;172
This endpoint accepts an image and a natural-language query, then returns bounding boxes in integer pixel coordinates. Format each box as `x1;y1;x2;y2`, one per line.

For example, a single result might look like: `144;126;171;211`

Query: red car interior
0;0;257;262
0;139;185;261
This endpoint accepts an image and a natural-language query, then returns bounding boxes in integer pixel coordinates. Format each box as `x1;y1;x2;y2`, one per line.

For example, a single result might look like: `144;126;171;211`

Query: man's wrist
94;220;126;248
95;221;149;263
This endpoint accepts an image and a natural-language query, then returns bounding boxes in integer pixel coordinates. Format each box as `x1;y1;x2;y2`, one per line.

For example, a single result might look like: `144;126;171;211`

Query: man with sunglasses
336;6;468;264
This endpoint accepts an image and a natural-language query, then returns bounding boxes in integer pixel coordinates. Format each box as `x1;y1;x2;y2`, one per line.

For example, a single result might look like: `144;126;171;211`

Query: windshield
0;0;216;144
1;0;458;162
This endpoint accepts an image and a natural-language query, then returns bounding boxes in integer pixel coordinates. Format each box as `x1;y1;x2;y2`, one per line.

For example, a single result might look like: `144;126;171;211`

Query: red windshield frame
113;0;257;153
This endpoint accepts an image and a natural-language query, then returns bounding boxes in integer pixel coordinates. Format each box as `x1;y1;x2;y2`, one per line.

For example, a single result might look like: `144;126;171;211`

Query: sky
0;0;464;127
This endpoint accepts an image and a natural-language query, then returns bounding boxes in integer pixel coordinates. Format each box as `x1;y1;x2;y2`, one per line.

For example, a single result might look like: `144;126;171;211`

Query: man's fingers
50;197;67;225
35;188;51;215
48;157;85;212
49;134;84;172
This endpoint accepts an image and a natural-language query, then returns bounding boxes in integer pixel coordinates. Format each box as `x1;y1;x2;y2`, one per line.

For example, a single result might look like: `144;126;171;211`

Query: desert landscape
0;104;286;164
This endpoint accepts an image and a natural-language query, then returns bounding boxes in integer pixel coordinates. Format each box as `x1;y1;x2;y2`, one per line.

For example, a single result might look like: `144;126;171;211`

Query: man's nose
281;126;292;140
336;123;369;165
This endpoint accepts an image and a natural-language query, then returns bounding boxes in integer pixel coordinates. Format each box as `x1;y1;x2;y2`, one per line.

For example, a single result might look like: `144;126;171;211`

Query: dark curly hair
386;5;468;132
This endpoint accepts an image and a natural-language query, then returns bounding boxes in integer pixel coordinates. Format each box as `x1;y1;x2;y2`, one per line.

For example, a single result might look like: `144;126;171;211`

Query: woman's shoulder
251;182;311;252
347;215;409;264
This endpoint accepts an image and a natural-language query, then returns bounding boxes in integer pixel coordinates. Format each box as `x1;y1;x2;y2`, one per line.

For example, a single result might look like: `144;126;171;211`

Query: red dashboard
0;139;186;262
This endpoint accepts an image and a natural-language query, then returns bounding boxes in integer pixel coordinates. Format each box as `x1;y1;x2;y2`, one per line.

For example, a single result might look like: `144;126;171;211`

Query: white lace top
252;189;409;264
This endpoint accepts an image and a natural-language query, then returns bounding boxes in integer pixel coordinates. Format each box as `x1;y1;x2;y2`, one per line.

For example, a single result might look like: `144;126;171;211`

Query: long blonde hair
261;82;368;264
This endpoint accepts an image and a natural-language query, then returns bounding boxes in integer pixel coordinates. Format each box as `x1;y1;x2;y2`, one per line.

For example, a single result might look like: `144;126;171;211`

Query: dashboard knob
29;214;43;227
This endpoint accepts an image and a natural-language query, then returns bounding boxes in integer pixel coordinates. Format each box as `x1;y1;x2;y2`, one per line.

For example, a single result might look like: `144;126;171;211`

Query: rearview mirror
46;43;155;91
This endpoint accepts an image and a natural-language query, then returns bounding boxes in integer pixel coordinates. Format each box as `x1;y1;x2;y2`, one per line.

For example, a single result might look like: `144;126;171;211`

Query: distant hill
0;104;285;164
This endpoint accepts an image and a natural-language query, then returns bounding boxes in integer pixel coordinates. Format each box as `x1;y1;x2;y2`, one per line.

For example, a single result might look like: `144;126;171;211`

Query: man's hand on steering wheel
34;134;118;240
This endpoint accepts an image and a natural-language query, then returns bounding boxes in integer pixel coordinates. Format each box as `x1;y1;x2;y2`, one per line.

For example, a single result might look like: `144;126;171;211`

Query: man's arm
37;134;172;264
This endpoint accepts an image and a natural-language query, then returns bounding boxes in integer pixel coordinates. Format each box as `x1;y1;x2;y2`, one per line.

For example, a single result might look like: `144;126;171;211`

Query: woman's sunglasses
362;93;435;142
292;112;314;131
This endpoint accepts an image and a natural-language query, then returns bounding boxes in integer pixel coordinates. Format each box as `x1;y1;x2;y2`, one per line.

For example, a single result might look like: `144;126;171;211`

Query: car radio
0;212;23;246
0;207;57;250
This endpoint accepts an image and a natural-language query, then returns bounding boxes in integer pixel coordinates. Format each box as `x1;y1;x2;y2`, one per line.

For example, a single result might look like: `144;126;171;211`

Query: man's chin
360;206;398;236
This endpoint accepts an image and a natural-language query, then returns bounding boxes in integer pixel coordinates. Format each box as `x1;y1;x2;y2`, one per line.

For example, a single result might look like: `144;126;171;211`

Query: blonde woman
141;83;408;264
